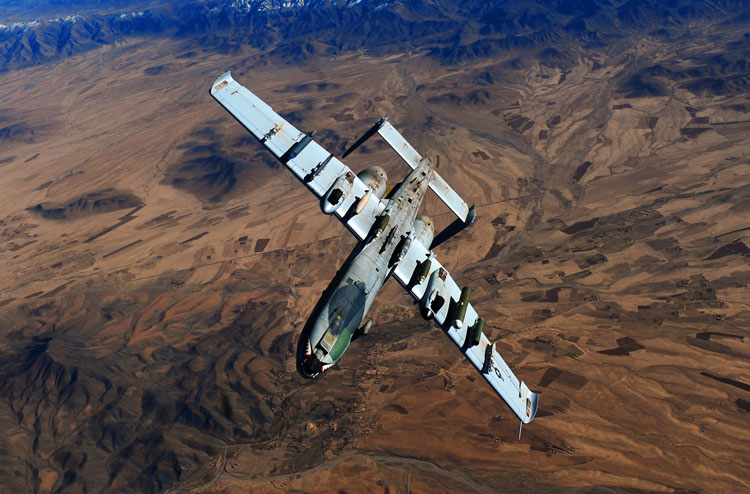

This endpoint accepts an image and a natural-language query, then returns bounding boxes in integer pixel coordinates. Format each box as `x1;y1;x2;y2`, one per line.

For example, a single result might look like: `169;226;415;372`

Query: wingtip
524;390;539;424
211;71;234;95
465;204;477;226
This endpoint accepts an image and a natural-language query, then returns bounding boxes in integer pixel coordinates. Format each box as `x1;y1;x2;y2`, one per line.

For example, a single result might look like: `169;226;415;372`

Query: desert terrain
1;2;749;493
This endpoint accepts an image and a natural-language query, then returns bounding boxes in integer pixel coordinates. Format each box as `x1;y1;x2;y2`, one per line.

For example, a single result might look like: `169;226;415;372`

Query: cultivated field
0;34;748;493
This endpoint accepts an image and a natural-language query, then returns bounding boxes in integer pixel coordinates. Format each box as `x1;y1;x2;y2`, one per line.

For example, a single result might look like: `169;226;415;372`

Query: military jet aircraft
211;72;538;427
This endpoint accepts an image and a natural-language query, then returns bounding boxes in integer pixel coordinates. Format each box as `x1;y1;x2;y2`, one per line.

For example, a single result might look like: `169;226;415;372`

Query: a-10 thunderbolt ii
211;72;539;429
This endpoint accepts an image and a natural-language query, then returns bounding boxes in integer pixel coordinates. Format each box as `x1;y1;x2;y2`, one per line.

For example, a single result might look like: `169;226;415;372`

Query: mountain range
3;0;750;73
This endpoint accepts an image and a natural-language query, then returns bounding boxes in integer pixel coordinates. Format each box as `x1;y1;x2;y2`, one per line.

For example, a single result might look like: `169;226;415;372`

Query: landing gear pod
353;319;372;342
321;172;355;214
465;204;477;226
361;319;372;335
482;342;496;374
468;317;484;347
420;267;447;320
454;286;471;328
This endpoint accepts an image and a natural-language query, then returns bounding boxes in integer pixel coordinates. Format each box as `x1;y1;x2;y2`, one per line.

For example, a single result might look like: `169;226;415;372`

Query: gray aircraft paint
309;160;433;366
211;72;539;425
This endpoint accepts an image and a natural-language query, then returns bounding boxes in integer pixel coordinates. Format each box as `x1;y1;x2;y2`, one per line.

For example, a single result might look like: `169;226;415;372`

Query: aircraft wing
393;239;539;424
210;72;386;241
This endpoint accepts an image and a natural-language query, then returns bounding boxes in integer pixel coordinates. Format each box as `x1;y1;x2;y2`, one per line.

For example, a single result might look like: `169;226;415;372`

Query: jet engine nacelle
321;171;355;214
412;215;434;248
356;166;388;199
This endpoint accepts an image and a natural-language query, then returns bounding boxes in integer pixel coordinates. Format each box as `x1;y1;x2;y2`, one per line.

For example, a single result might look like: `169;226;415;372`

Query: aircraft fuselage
299;159;433;377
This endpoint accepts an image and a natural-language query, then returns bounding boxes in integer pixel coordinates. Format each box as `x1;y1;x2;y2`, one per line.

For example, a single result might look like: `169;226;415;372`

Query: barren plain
1;24;749;494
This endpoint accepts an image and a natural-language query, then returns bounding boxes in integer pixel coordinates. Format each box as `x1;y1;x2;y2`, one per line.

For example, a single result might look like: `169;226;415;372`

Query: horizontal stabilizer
377;120;423;168
377;121;472;223
429;170;472;224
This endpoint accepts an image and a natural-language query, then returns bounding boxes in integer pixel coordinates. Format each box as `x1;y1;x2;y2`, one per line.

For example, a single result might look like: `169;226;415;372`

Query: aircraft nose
303;354;324;377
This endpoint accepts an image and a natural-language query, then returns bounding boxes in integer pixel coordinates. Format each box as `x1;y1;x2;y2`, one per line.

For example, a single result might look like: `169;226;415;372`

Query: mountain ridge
3;0;750;72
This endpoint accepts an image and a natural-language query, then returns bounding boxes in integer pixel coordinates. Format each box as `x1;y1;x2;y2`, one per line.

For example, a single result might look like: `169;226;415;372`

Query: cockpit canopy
327;280;367;336
313;280;368;362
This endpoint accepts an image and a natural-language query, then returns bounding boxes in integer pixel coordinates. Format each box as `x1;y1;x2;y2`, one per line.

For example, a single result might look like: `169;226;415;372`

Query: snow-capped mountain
2;0;750;74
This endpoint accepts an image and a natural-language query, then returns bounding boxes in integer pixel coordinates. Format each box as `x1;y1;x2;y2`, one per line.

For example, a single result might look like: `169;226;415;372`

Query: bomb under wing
210;72;539;427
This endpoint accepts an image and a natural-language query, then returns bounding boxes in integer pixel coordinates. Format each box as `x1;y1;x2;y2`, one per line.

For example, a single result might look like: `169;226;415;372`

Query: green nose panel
328;327;353;361
324;281;367;362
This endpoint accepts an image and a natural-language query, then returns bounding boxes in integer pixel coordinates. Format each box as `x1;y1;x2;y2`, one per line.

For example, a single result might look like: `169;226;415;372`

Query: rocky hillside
1;1;749;493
